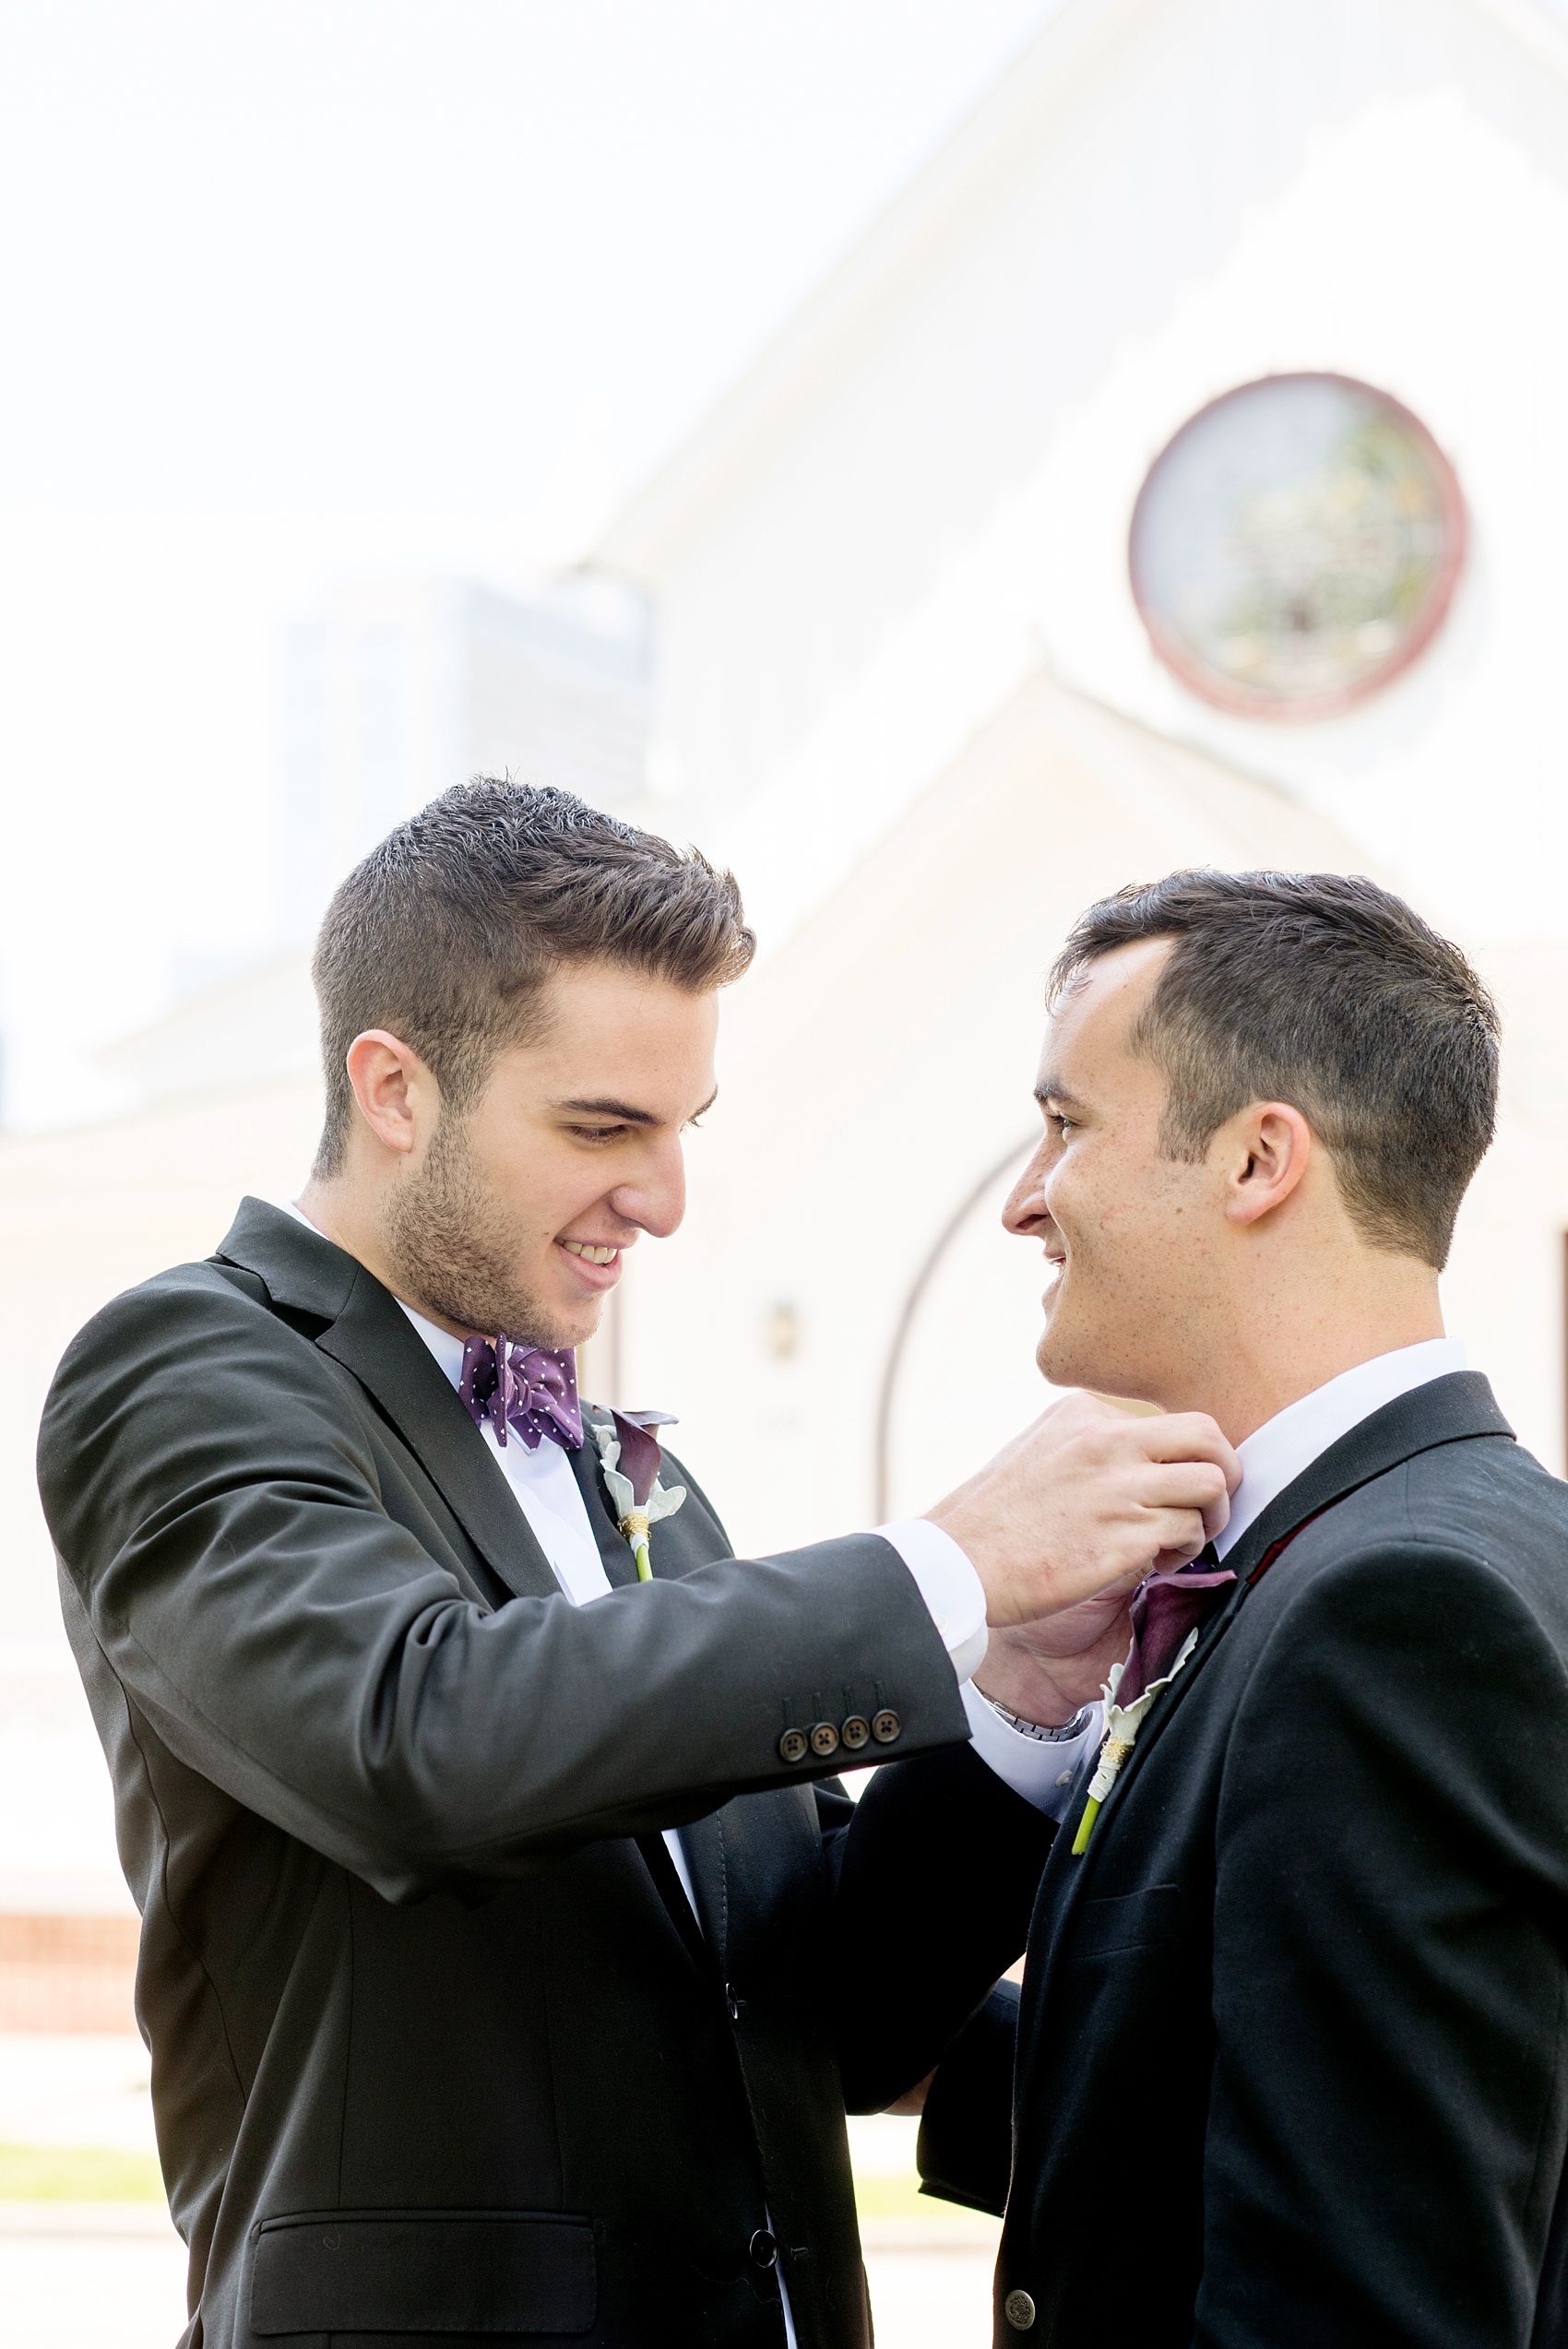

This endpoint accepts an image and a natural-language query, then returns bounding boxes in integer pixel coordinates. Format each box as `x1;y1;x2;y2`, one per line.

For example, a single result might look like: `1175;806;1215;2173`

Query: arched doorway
874;1136;1062;1519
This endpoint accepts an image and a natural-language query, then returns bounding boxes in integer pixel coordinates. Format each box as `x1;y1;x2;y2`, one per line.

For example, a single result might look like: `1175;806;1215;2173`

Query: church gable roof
598;0;1568;585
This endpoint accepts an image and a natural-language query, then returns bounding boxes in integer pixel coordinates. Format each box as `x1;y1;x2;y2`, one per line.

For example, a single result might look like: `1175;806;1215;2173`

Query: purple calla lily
589;1407;686;1581
1117;1556;1236;1707
610;1412;664;1511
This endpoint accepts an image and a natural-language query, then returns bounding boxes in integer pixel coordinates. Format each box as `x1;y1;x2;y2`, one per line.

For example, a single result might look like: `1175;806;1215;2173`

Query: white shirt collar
1213;1337;1468;1560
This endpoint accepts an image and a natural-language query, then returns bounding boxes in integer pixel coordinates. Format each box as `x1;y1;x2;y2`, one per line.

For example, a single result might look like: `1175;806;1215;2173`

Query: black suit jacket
921;1372;1568;2349
38;1201;1053;2349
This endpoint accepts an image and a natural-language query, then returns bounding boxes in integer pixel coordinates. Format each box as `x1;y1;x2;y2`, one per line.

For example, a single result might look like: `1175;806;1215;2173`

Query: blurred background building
6;0;1568;2262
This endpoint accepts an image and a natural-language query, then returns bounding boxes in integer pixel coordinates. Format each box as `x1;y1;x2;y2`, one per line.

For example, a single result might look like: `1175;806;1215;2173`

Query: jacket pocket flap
1074;1883;1182;1957
250;2209;596;2337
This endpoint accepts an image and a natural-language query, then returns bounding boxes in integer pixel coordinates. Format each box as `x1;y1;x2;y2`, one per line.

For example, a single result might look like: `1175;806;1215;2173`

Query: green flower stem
1070;1796;1102;1857
620;1508;653;1582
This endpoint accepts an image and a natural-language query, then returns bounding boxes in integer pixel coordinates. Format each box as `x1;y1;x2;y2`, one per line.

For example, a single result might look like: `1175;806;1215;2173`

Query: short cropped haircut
1048;871;1497;1268
311;779;755;1177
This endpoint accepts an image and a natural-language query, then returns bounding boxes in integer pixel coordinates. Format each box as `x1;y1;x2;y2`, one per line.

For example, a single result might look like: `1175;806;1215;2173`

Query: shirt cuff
960;1683;1104;1821
873;1519;990;1685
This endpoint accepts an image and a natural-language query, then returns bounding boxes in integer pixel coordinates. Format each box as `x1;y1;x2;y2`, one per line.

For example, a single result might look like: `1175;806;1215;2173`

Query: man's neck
1179;1268;1445;1447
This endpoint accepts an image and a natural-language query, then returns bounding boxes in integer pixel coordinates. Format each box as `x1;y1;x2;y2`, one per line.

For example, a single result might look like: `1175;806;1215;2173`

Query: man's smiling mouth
559;1240;622;1266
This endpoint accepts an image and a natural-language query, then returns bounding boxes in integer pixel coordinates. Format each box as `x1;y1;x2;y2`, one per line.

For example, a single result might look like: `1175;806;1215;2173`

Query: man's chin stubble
380;1124;571;1347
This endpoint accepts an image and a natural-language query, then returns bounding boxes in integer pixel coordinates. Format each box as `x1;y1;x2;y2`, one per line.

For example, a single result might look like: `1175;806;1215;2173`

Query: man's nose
609;1144;687;1241
1002;1143;1051;1237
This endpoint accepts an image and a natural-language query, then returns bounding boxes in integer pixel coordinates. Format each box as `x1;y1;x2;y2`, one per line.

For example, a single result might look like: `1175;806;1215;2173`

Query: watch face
1129;373;1466;721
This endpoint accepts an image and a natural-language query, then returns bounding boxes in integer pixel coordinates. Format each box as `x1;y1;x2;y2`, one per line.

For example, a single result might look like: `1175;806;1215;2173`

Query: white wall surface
611;0;1568;955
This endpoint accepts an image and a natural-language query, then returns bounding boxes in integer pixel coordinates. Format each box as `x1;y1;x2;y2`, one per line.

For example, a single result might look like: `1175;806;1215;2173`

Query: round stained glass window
1129;374;1466;722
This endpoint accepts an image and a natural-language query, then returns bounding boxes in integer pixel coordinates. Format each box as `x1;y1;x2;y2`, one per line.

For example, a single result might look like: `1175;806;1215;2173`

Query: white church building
6;0;1568;1974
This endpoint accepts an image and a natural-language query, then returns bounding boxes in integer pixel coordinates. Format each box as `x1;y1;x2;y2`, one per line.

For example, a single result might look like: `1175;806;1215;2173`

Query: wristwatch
980;1696;1097;1744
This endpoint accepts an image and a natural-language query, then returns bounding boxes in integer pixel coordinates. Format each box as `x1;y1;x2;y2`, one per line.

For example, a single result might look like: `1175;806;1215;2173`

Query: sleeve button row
778;1710;901;1764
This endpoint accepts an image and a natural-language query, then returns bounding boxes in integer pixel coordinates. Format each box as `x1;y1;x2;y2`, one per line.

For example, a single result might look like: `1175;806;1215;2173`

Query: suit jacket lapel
214;1197;561;1603
1028;1372;1515;1994
565;1435;640;1590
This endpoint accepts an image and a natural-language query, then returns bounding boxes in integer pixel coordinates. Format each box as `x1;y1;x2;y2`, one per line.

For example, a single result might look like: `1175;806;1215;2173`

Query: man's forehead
1036;937;1172;1091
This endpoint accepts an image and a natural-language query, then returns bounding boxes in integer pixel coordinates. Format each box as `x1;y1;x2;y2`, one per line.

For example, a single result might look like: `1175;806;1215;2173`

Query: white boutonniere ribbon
1070;1627;1201;1855
589;1406;686;1582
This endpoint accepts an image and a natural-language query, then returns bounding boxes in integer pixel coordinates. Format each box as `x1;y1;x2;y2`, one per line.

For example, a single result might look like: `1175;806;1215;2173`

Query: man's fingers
1129;1460;1230;1517
928;1390;1244;1629
1137;1508;1213;1561
1126;1411;1242;1491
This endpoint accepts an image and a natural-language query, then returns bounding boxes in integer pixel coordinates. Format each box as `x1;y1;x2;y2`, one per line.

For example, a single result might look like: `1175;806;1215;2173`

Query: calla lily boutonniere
590;1406;686;1581
1071;1554;1236;1855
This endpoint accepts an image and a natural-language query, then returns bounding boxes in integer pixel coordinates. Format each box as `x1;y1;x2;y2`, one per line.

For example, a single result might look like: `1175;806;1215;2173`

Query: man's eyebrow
1034;1078;1087;1111
552;1087;719;1125
553;1096;659;1124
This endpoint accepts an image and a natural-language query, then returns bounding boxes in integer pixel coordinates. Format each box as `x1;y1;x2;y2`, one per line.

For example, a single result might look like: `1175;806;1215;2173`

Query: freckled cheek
1050;1171;1124;1241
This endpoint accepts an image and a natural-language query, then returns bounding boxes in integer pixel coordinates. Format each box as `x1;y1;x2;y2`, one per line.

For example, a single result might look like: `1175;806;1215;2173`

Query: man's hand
926;1392;1239;1635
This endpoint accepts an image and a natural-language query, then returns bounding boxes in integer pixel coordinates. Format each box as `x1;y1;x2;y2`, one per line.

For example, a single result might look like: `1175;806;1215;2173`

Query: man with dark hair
918;869;1568;2349
38;785;1237;2349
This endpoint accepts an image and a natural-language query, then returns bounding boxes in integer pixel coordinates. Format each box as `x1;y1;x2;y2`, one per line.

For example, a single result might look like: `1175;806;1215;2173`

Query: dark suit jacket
38;1200;1053;2349
920;1372;1568;2349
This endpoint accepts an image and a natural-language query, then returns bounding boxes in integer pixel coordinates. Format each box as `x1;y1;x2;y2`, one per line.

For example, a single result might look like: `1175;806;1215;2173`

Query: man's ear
1221;1102;1313;1228
343;1029;438;1157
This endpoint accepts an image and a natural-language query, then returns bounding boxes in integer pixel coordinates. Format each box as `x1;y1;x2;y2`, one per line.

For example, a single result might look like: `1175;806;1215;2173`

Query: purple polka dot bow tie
457;1335;584;1453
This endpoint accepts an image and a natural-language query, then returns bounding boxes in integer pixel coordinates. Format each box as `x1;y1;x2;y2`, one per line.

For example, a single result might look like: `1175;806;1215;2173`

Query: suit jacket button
871;1708;902;1744
778;1727;809;1763
1004;2288;1036;2331
749;2228;778;2269
840;1714;871;1751
809;1720;839;1758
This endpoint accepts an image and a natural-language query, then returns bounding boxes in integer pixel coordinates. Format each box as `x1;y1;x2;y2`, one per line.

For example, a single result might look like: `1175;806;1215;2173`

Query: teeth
562;1241;618;1265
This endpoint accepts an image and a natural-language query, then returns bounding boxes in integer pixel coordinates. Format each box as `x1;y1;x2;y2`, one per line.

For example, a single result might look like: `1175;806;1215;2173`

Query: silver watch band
980;1695;1097;1743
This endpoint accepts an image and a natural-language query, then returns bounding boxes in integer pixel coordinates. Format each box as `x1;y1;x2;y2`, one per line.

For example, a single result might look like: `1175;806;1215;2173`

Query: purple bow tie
457;1335;583;1453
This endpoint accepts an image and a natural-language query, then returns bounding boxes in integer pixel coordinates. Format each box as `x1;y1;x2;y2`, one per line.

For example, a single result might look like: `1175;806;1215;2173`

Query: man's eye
572;1125;626;1145
1048;1113;1075;1138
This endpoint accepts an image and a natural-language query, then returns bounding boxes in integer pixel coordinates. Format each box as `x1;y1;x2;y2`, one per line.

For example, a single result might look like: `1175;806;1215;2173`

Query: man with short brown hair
919;870;1568;2349
40;787;1236;2349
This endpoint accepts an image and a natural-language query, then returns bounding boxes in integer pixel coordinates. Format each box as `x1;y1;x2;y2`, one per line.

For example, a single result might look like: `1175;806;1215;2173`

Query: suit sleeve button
809;1720;840;1758
778;1728;809;1763
1004;2288;1036;2330
871;1708;902;1744
840;1714;871;1751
